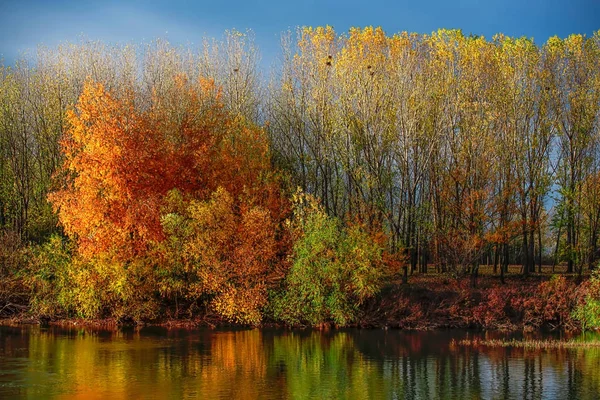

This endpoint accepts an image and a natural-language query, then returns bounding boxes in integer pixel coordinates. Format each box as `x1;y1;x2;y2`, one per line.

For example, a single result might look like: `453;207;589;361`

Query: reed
456;337;600;349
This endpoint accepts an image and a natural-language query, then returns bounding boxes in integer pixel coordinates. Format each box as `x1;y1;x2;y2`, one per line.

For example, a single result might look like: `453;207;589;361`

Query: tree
546;34;600;275
273;191;386;326
49;75;288;322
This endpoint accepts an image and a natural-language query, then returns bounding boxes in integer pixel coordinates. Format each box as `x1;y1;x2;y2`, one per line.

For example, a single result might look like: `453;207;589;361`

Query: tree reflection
0;326;599;399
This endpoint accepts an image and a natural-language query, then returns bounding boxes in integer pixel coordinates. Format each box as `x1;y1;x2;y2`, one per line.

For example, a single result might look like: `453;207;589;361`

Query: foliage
573;270;600;331
519;275;580;331
24;235;161;321
1;28;600;326
158;187;286;325
0;231;29;317
0;231;26;275
50;78;216;258
471;286;522;330
272;192;386;326
24;235;74;317
45;70;288;324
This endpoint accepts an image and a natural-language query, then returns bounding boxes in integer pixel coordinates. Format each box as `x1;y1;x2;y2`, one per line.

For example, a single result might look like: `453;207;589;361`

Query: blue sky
1;0;598;68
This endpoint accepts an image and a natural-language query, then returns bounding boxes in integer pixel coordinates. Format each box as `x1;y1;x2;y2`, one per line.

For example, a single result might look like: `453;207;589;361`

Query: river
0;325;599;399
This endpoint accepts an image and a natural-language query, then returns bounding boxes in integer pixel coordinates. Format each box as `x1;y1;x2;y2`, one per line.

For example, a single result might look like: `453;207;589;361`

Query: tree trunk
522;229;530;276
493;245;499;275
470;263;479;288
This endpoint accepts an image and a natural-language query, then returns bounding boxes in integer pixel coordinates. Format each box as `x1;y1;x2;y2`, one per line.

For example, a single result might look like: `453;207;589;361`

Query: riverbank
360;274;587;332
1;273;593;332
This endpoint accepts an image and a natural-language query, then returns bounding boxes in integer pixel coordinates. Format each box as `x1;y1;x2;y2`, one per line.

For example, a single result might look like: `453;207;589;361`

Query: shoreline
1;274;594;333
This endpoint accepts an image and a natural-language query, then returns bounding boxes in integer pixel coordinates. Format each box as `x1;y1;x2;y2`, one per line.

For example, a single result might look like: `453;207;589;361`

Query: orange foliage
50;78;286;261
180;188;283;324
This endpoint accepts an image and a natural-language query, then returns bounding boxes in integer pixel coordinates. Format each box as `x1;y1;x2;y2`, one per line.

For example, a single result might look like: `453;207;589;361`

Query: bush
0;231;27;276
68;255;160;321
25;235;161;321
0;231;29;317
517;275;579;331
25;235;74;318
158;187;284;325
472;286;521;330
272;193;386;326
573;270;600;331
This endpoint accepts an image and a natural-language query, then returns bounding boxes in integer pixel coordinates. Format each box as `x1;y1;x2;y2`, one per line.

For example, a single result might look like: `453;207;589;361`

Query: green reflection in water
1;326;599;399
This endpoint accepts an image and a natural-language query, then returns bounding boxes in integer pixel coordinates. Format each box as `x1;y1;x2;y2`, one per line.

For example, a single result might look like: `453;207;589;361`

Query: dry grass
457;337;600;349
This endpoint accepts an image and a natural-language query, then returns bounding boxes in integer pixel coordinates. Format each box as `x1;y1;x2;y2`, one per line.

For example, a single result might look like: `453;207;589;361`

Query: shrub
272;193;386;326
518;275;579;331
573;270;600;331
0;231;25;276
25;235;74;318
472;286;520;330
158;187;284;325
26;235;161;321
74;255;160;321
0;231;29;317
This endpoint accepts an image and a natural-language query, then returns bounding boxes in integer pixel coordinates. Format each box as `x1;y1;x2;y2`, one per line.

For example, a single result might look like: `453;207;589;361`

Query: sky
0;0;599;68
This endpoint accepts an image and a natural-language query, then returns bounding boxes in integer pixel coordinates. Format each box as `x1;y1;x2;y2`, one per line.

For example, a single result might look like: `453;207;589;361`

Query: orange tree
50;77;289;322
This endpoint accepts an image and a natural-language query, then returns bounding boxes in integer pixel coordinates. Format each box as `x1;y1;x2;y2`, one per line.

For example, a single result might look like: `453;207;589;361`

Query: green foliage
0;231;29;317
155;189;194;311
25;235;160;321
573;270;600;331
26;202;60;243
273;193;385;326
575;298;600;331
69;255;160;321
25;235;74;317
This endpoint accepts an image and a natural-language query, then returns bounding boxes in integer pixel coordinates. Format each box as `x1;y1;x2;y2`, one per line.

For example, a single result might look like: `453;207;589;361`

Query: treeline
0;35;262;242
268;27;600;281
1;27;600;326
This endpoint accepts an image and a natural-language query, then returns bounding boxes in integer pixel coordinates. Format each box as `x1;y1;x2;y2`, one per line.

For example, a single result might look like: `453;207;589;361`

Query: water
0;325;599;399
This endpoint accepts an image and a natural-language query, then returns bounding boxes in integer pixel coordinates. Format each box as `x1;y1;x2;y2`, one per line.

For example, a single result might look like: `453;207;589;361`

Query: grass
457;337;600;349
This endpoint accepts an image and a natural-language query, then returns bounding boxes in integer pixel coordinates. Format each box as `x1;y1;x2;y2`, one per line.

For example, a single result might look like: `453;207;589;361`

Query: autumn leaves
45;74;288;323
2;26;600;325
270;27;600;280
51;78;269;257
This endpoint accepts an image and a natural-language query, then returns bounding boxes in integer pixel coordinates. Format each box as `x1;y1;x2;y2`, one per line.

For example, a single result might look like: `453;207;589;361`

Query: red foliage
520;276;580;331
362;275;585;331
50;78;287;260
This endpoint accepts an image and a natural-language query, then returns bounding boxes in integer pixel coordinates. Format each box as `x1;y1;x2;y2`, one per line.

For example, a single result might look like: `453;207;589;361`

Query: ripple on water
0;326;599;399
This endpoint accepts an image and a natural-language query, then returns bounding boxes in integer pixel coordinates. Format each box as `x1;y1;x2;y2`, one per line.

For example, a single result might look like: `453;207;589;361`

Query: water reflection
0;326;598;399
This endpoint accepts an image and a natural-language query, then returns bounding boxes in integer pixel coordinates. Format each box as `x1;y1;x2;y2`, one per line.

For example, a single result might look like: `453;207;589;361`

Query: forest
1;27;600;330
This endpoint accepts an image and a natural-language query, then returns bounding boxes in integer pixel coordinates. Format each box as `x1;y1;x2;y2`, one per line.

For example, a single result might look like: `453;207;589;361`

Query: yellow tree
494;35;553;276
546;33;600;275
